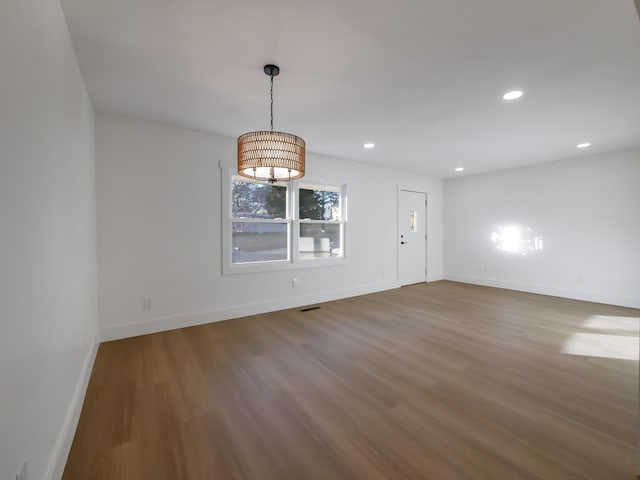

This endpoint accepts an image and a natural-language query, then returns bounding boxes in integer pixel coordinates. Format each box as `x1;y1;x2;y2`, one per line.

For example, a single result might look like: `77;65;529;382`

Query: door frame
397;185;428;285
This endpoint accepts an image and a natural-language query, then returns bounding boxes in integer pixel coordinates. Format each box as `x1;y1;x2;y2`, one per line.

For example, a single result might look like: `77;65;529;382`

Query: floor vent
300;306;321;312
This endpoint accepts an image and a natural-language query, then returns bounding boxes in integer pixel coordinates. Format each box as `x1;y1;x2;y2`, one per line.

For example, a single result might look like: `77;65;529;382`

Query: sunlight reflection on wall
490;224;544;256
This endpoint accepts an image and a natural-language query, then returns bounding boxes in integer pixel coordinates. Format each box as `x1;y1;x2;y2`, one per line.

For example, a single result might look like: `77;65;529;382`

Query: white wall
0;1;98;479
96;113;443;340
444;148;640;308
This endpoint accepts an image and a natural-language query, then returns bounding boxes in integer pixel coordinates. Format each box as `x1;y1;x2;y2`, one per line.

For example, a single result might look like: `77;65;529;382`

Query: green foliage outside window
299;188;340;221
232;180;286;218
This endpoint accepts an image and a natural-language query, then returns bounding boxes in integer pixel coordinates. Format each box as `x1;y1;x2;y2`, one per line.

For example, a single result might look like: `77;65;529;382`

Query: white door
398;189;426;285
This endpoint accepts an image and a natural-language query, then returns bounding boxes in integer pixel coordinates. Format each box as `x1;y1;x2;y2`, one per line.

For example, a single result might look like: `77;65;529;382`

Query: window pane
299;186;340;221
299;223;342;259
232;178;287;219
232;222;288;263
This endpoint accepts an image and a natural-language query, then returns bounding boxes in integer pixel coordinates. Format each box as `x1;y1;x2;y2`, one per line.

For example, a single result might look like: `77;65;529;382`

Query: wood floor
63;281;639;479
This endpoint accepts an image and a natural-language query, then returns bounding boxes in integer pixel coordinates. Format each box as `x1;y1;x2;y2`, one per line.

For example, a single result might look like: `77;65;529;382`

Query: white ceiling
61;0;640;178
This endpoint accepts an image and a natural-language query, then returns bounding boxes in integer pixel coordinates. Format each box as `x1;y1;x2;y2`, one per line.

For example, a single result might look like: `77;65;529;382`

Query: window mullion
231;217;288;223
299;220;343;224
290;181;299;262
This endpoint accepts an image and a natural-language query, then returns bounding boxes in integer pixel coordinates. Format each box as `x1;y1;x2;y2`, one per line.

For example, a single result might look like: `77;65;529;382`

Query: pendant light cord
270;74;274;131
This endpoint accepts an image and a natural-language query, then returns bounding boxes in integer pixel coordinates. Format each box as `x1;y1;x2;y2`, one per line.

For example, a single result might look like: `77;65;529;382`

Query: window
298;184;343;259
231;179;289;264
223;172;346;273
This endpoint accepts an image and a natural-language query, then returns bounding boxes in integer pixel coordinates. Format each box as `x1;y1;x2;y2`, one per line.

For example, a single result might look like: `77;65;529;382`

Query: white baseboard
46;330;100;480
444;274;640;309
101;281;401;342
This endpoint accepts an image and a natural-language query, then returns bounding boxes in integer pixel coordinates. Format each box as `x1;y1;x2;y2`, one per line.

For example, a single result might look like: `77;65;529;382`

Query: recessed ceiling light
503;90;523;100
363;143;375;149
576;142;591;149
455;167;464;172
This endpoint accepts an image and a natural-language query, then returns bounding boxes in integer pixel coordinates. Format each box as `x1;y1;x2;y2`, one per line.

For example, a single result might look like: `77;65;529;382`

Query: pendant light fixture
237;64;305;183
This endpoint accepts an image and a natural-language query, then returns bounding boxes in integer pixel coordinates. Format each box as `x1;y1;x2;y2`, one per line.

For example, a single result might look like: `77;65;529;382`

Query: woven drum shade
237;130;305;182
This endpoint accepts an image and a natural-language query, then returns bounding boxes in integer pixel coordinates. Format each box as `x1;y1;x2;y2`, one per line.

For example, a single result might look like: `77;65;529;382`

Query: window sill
223;256;349;275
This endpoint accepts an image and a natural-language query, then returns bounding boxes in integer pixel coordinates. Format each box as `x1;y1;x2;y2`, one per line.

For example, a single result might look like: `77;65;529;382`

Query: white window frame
295;182;345;263
222;169;348;275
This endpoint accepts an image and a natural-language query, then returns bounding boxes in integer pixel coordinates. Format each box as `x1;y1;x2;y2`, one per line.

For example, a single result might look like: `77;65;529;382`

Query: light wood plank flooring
63;281;639;479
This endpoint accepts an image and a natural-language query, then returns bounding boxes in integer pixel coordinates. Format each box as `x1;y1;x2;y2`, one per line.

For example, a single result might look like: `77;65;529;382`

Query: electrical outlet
17;460;26;480
143;297;152;310
578;274;584;284
291;278;298;288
